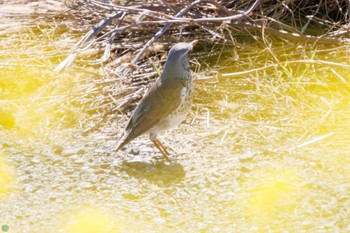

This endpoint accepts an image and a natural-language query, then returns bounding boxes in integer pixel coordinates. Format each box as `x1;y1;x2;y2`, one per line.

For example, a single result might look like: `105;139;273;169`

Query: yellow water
1;16;350;233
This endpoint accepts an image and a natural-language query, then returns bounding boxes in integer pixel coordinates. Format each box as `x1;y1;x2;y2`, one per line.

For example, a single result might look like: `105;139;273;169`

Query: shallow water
1;9;350;233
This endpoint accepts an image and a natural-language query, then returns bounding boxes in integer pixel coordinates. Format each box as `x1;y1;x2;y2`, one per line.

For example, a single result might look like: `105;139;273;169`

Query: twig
131;0;262;64
221;64;277;78
54;11;122;72
100;12;127;63
301;2;321;33
295;132;335;149
222;59;350;78
131;0;202;65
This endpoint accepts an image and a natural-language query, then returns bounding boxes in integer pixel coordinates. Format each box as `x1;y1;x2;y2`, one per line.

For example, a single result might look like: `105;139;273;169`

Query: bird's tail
115;139;127;152
115;133;126;152
115;132;134;152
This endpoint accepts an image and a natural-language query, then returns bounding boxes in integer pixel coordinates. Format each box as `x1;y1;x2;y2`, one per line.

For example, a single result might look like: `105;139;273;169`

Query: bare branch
131;0;262;64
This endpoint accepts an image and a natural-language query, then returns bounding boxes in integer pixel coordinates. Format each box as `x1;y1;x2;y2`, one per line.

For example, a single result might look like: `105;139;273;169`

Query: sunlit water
1;12;350;233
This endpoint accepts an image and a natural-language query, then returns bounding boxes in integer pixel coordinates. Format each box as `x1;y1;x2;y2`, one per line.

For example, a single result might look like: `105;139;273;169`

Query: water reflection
120;159;186;187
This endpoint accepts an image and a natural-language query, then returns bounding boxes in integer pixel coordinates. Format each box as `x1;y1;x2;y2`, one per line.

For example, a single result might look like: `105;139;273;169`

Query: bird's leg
158;137;178;154
152;138;171;162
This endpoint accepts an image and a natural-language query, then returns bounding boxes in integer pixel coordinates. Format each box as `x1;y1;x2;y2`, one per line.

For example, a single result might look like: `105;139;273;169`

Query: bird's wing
123;78;185;142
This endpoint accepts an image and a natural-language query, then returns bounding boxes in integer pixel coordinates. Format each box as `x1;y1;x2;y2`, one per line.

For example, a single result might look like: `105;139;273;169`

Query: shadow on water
120;159;186;187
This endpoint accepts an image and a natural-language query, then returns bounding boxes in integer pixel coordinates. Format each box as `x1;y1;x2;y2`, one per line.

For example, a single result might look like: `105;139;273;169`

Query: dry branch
56;0;350;76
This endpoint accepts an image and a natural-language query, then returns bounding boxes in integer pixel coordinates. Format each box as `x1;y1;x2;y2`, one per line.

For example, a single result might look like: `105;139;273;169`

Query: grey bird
116;40;198;161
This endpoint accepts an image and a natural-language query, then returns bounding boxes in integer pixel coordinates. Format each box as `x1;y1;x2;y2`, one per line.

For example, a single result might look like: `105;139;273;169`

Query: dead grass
2;0;350;148
32;0;346;138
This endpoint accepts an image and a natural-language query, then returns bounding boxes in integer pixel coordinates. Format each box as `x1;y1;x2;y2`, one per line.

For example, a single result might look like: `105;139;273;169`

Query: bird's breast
180;87;187;100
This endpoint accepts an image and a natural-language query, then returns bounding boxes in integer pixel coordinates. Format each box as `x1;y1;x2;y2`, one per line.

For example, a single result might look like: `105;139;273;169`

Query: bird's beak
189;40;198;48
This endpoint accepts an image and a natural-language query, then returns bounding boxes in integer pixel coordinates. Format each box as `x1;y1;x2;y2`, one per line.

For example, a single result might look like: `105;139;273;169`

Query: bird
116;40;198;161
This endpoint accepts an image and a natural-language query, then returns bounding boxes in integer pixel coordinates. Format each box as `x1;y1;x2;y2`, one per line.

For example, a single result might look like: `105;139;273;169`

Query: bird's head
162;40;197;77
